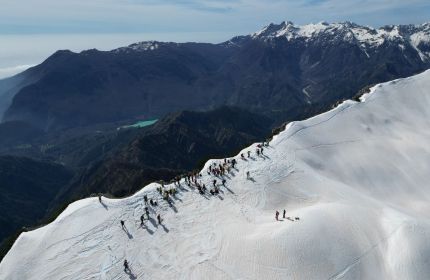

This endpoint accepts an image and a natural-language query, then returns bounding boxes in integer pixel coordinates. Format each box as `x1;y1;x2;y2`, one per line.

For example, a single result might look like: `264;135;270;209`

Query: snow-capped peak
252;21;430;61
252;21;398;44
252;21;329;40
112;41;166;53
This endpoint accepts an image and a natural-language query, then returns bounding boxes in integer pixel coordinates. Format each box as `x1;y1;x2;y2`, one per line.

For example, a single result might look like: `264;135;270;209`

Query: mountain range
1;21;429;131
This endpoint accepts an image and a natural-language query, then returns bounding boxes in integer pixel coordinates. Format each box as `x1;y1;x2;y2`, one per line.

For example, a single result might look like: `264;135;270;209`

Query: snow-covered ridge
252;21;430;60
112;41;178;53
2;70;430;279
113;41;160;53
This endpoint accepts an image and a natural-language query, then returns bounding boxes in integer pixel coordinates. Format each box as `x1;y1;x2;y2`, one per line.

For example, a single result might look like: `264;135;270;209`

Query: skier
198;185;204;195
140;214;145;226
124;259;130;272
157;214;162;225
120;220;125;228
222;179;226;186
283;209;286;219
145;206;149;217
247;151;251;158
246;171;250;179
98;195;102;203
144;195;148;205
275;211;279;221
213;179;217;187
232;159;237;168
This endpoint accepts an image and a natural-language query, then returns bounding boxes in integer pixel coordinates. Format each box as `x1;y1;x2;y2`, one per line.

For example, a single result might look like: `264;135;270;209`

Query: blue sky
1;0;429;35
0;0;429;78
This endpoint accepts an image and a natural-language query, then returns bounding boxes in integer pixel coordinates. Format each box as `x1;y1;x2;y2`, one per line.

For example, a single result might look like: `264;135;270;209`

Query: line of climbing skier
98;141;277;275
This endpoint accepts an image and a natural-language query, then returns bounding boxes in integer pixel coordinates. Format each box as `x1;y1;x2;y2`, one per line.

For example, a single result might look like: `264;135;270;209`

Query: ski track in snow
327;222;406;280
2;70;430;279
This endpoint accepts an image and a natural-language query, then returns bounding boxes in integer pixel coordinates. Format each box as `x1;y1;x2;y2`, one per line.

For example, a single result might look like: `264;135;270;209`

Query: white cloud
0;64;34;79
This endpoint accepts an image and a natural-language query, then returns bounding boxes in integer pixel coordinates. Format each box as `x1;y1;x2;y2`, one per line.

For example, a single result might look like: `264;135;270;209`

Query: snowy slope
2;70;430;279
